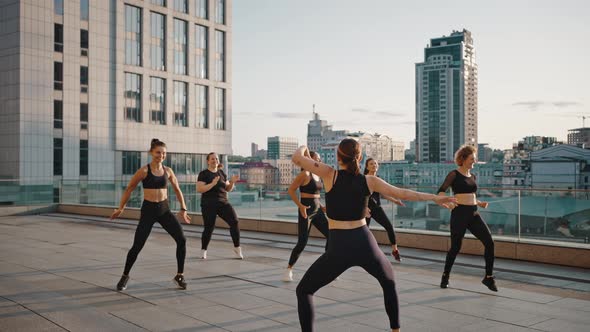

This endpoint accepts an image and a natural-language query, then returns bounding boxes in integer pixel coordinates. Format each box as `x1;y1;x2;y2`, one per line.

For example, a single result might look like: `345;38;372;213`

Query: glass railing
1;179;589;246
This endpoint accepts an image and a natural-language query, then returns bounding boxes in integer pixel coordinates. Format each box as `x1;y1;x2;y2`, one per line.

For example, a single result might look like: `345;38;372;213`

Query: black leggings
366;204;397;245
444;205;495;276
201;202;240;249
124;200;186;275
288;198;330;267
296;226;400;331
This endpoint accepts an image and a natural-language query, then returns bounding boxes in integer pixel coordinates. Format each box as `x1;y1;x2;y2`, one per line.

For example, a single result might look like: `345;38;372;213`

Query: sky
231;0;589;156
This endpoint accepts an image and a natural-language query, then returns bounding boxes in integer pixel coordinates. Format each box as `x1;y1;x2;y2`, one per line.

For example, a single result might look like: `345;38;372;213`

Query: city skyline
231;0;589;156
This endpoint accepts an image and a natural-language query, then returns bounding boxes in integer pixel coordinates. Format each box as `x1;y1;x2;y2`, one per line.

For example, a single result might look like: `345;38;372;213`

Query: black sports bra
299;174;323;195
438;170;477;194
142;164;168;189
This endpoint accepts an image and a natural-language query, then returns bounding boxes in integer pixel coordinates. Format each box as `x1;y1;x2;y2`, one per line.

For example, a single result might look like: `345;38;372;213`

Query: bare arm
196;177;220;193
366;175;456;207
167;168;191;224
117;168;145;210
292;146;336;188
225;174;239;191
110;167;146;220
288;172;308;208
381;194;406;206
167;168;187;210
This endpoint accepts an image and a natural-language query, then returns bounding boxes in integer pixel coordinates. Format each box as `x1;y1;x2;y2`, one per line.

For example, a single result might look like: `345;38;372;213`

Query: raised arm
292;146;335;187
224;171;239;192
366;175;456;208
110;167;146;220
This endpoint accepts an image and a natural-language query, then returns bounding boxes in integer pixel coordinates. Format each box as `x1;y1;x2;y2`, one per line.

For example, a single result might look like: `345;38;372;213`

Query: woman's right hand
212;176;221;185
433;195;457;209
110;208;124;220
299;204;309;218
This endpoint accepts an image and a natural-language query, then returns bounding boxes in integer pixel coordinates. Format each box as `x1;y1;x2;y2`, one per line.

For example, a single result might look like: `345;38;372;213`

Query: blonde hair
454;145;477;166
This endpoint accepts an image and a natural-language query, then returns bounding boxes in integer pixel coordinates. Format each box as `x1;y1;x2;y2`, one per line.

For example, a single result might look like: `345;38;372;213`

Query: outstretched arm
366;175;456;208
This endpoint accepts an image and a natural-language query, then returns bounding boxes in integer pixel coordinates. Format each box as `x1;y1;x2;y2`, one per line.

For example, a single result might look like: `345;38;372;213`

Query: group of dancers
110;138;498;332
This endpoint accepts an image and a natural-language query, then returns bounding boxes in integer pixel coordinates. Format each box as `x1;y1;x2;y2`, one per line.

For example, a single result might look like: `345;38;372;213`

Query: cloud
271;112;311;119
350;108;407;118
512;100;583;112
511;101;545;111
552;101;582;108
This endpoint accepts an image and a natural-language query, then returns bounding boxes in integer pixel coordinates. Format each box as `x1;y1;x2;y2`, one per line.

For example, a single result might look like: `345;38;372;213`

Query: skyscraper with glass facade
0;0;232;205
415;29;477;163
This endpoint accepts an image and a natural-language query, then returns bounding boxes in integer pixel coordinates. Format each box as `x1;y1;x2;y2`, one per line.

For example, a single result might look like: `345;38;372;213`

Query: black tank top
142;164;168;189
437;170;477;194
325;170;370;221
299;173;323;195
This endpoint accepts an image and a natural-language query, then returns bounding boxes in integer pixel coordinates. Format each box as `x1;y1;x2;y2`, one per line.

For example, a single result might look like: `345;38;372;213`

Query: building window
173;19;188;75
151;0;166;7
196;84;208;128
195;25;208;78
122;151;141;175
215;0;225;24
215;88;225;130
54;62;63;90
80;66;89;92
54;0;63;15
194;0;207;19
81;0;89;20
125;5;142;66
124;73;142;122
54;24;63;52
80;103;88;129
215;30;225;81
150;12;166;71
174;81;188;127
54;100;63;129
150;77;166;124
54;138;63;176
174;0;188;13
80;140;89;176
81;30;89;56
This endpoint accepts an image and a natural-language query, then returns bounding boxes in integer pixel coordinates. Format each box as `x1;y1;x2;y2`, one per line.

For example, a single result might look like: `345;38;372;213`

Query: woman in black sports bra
364;158;405;261
110;139;191;291
438;145;497;292
292;139;456;332
283;151;330;282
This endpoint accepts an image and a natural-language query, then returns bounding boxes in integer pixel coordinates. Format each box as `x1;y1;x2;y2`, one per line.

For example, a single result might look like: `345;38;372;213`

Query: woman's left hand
477;201;489;209
177;210;191;224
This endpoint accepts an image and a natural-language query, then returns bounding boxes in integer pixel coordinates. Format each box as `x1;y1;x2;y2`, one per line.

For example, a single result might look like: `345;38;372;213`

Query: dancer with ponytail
364;158;404;261
283;151;330;281
111;139;191;291
293;139;456;332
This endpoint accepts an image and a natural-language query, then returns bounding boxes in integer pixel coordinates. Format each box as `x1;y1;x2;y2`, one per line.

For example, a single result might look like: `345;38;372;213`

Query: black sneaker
440;273;449;289
116;275;129;291
482;276;498;292
173;274;187;290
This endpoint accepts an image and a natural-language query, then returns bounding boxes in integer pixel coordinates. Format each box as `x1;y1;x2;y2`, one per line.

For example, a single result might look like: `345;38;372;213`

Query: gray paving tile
1;214;589;332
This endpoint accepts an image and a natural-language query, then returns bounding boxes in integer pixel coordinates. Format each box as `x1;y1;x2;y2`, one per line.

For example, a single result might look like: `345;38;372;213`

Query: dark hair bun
151;138;160;145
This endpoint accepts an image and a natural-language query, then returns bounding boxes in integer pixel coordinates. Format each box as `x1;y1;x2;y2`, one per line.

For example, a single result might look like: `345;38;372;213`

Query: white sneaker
233;246;244;259
201;249;207;260
282;268;293;282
